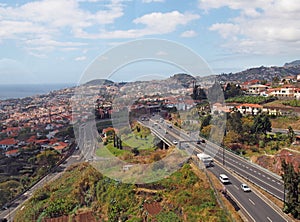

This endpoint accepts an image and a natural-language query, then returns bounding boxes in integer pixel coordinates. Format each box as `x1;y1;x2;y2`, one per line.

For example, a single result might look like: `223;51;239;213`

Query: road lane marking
249;198;255;205
267;217;272;222
223;161;284;195
234;185;239;190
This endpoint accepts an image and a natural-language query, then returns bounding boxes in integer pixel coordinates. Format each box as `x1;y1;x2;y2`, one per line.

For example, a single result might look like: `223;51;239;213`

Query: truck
197;153;213;167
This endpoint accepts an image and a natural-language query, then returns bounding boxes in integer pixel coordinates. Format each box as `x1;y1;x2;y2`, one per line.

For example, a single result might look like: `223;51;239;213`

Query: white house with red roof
267;85;300;98
236;103;263;115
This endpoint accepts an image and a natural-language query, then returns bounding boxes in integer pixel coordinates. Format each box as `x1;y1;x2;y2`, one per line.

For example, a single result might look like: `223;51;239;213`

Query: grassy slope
14;162;231;222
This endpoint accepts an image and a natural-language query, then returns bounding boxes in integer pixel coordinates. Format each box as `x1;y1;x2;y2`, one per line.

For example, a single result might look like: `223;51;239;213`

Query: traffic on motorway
140;116;289;222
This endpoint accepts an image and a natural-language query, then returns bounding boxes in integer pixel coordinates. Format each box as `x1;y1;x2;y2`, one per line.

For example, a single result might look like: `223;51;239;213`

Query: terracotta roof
0;138;18;145
5;149;19;155
102;127;117;133
236;103;263;109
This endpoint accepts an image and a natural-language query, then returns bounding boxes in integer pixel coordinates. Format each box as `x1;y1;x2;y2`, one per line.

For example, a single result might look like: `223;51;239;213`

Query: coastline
0;83;75;100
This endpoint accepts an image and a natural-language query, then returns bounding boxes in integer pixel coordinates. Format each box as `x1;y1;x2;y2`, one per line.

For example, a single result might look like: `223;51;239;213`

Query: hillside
14;162;231;222
217;65;300;82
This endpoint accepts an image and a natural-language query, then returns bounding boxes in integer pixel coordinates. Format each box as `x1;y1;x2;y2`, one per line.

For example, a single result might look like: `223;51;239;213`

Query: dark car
197;139;205;144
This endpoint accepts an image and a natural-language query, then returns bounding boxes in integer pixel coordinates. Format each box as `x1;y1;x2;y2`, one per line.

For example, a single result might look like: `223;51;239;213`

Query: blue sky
0;0;300;84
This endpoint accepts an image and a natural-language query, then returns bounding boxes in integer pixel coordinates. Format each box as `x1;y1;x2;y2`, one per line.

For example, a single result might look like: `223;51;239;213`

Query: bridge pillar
163;142;166;150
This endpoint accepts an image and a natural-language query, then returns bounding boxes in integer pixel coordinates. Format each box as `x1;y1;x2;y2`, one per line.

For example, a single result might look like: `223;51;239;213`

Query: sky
0;0;300;84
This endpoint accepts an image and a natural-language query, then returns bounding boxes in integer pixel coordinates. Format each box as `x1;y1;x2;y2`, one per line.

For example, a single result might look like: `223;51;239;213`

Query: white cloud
75;56;87;61
133;11;199;33
199;0;300;55
28;52;48;58
180;30;197;38
74;10;200;39
0;0;125;50
142;0;165;3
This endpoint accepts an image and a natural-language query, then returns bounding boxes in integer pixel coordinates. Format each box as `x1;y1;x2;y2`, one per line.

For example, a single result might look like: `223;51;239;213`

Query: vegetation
14;163;230;222
283;99;300;107
281;160;300;219
223;83;243;99
0;147;62;208
226;96;277;104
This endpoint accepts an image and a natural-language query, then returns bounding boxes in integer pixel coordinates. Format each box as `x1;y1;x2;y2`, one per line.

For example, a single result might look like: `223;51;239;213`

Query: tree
200;114;211;130
251;114;272;135
224;83;243;99
287;126;295;144
281;160;300;219
227;112;243;133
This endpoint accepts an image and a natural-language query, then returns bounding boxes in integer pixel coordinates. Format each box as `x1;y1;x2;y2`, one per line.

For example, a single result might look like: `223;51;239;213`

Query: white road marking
267;216;272;222
249;198;255;205
234;185;239;190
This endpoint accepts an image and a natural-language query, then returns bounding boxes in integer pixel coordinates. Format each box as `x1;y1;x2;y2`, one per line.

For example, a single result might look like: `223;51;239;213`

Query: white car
173;140;178;145
219;174;230;184
241;183;251;192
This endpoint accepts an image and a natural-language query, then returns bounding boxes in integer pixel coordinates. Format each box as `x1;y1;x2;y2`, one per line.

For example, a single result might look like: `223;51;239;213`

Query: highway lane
272;128;300;135
210;163;286;222
153;120;285;201
141;118;288;222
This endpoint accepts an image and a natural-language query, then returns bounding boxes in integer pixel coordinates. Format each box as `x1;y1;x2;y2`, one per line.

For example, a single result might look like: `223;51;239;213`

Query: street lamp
222;129;227;166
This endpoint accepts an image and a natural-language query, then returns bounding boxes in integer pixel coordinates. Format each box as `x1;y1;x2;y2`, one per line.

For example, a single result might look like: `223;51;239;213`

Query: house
267;85;300;99
241;79;261;90
5;149;20;158
212;103;231;113
0;138;18;150
102;127;117;137
262;108;282;116
52;141;69;153
236;103;263;115
2;127;20;137
247;84;269;95
282;75;296;83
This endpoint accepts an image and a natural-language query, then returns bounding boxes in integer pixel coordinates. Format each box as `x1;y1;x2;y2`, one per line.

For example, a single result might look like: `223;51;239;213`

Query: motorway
0;149;83;221
150;119;285;201
0;118;290;222
141;117;289;222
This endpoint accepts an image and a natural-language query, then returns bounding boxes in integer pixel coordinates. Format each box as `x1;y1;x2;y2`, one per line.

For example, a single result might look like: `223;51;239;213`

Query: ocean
0;83;75;100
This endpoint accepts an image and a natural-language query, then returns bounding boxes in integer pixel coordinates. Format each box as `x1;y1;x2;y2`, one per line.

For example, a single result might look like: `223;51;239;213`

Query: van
219;174;230;184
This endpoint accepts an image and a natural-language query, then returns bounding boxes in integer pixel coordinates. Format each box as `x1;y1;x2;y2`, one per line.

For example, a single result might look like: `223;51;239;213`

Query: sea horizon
0;83;76;100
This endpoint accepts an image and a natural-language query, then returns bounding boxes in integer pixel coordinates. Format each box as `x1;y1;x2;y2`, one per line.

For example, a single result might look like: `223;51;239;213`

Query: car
240;183;251;192
219;174;230;184
173;140;178;145
168;125;173;128
197;139;206;144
